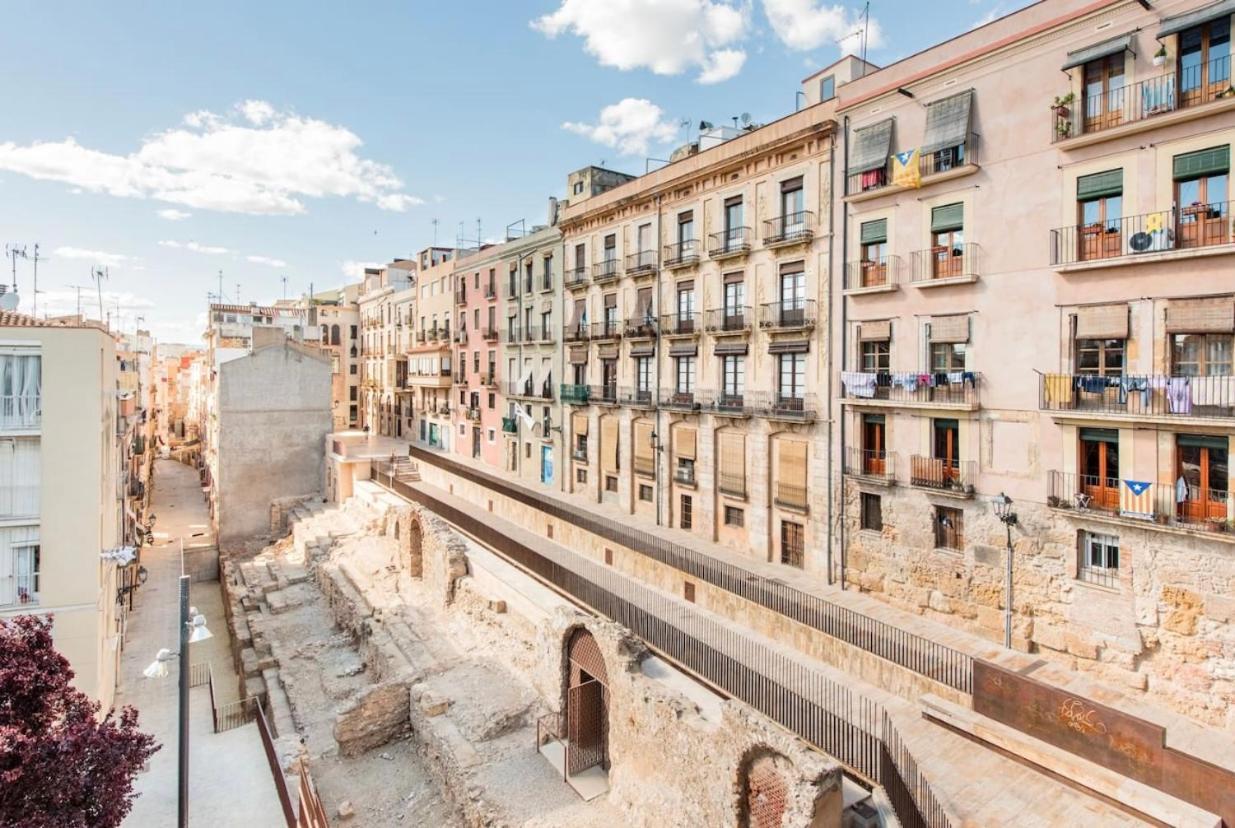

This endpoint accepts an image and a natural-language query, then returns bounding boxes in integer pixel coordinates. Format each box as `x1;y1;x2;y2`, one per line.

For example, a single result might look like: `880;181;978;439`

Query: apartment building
1;311;133;709
558;98;838;567
399;248;455;449
311;284;362;431
449;242;505;471
832;0;1235;722
358;262;415;438
497;225;563;487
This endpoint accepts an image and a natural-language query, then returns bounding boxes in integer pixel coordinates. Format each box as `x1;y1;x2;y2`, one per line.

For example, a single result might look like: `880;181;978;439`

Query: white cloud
762;0;884;53
533;0;750;84
157;208;191;221
53;246;133;268
37;289;155;322
246;255;287;268
563;98;681;156
0;101;424;216
341;260;380;280
159;239;229;255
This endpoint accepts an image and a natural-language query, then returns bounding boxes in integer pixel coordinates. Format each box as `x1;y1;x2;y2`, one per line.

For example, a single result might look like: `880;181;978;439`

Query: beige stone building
832;0;1235;724
0;311;131;709
405;248;457;449
358;261;416;438
311;284;362;431
557;106;838;569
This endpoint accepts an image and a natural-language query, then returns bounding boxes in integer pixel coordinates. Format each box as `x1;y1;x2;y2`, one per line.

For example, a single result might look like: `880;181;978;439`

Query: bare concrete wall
218;342;331;549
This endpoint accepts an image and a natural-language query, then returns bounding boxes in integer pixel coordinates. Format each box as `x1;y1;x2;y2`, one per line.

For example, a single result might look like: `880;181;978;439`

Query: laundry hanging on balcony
841;371;877;398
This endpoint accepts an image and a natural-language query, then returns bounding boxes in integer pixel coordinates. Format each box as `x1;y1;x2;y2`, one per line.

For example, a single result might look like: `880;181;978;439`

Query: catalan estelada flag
891;149;921;189
1120;479;1154;520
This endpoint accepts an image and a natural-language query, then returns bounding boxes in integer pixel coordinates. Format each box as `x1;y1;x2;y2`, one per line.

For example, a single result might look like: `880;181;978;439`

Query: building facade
312;284;362;431
358;262;416;439
449;244;505;471
832;0;1235;724
407;248;456;450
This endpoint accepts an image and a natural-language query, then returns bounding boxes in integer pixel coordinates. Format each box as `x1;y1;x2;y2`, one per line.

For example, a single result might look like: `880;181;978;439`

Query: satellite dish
699;120;713;131
0;291;18;311
740;112;752;125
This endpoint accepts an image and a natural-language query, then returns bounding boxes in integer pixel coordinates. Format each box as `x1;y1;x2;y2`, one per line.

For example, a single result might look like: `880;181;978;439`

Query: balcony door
724;197;743;249
723;278;745;327
780;178;804;235
932;418;959;483
862;414;885;475
1082;53;1125;133
779;267;805;324
1079;428;1120;510
1174;148;1229;249
1178;19;1231;109
1177;435;1228;521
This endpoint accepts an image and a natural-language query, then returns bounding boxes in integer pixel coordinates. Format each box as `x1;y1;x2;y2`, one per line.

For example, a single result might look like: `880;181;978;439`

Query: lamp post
992;493;1018;649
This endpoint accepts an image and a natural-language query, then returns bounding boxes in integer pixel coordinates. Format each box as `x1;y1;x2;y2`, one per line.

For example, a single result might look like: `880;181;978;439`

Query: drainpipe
559;232;568;495
654;194;664;527
825;130;837;587
838;116;851;590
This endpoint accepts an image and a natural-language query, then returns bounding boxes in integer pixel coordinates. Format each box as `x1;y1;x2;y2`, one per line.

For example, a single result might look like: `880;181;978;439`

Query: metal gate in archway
565;628;609;775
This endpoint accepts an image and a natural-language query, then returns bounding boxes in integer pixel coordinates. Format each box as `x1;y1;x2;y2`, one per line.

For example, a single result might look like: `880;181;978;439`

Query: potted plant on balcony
1055;119;1073;139
1051;92;1074;117
1219;85;1235;99
1153;44;1168;67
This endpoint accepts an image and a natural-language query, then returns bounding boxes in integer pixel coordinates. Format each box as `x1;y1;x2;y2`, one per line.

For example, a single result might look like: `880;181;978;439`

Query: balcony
591;321;622;342
840;371;981;410
482;327;499;342
501;417;518;434
708;227;752;260
572;446;588;463
706;391;753;418
452;369;466;384
505;379;553;401
843;447;897;485
763;393;818;423
660;312;700;338
466;407;481;422
483;371;498;388
455;288;467;306
659;388;700;412
774;482;808;512
662;241;698;269
704;307;751;336
909;456;976;496
763;211;815;247
564;267;589;290
623;316;657;340
593;258;620;284
454;328;469;344
759;300;817;332
847;134;980;198
563;323;590;343
910;243;980;286
1;395;41;431
504;328;522;344
588;384;618;406
718;472;746;499
484;283;498;300
673;466;695;487
1049;203;1233;270
1047;470;1233;534
844;256;903;294
618;386;656;408
1039;372;1235;423
560;384;590;405
1052;59;1235;147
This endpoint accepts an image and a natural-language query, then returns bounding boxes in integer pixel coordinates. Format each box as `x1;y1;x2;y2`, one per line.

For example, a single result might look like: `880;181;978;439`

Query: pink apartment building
451;249;504;470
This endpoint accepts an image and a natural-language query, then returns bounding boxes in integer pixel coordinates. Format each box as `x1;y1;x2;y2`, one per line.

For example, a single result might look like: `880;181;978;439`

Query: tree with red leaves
0;615;159;828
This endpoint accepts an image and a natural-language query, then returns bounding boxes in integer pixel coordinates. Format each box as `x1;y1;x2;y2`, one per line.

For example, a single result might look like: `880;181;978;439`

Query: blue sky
0;0;1025;343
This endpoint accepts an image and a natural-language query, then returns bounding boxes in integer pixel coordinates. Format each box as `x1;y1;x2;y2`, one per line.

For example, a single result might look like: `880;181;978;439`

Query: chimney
548;196;560;226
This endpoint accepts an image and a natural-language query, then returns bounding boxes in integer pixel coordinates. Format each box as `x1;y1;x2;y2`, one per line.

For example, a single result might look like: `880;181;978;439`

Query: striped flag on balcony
891;149;921;189
1119;479;1154;520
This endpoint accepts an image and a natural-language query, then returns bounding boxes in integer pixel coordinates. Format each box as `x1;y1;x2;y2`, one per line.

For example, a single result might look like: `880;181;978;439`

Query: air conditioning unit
1126;228;1175;254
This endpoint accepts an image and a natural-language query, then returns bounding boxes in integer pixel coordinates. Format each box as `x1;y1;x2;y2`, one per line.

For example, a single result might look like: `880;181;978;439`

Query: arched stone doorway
565;627;609;775
737;748;791;828
404;518;424;578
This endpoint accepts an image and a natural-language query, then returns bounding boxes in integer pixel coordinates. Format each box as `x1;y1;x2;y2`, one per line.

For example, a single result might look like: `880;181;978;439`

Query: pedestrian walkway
117;459;285;827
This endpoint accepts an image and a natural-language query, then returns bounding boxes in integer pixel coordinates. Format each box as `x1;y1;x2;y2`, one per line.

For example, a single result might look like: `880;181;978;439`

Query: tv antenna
4;244;27;311
90;266;108;323
281;275;288;300
838;1;871;71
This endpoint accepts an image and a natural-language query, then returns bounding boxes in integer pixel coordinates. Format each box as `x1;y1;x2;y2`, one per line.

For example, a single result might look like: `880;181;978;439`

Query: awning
929;314;970;343
768;340;810;354
930;203;964;234
921;90;973;155
1077;169;1124;200
1159;0;1235;38
714;342;748;356
669;343;698;357
1062;33;1133;71
572;413;589;436
569;346;589;364
1166;299;1235;333
598;344;619;359
849;119;894;174
1076;304;1129;339
858;320;892;341
629;343;656;357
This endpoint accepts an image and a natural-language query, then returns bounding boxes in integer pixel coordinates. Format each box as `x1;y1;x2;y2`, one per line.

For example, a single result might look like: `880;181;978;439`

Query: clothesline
841;370;977;398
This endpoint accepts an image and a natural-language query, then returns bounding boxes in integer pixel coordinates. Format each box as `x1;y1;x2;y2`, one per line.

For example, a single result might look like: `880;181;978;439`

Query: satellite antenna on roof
741;113;752;126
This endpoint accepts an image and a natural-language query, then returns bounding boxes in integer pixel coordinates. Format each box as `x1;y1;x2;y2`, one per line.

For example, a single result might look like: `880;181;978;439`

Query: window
350;325;357;339
859;219;888;287
637;222;652;253
1174;146;1229;248
4;542;40;605
350;386;358;401
635;356;652;393
639;484;654;503
677;211;694;246
1179;18;1231;108
605;475;618;493
819;75;835;101
574;180;584;195
603;234;616;261
680;494;693;529
1077;170;1123;261
675;356;696;394
860;493;883;531
931;418;960;486
676;284;695;321
934;506;963;551
780;177;804;228
723;197;744;246
722;355;745;398
724;506;745;527
929;203;964;279
1078;531;1119;588
779;263;805;318
676;457;695;484
1077;338;1125;376
778;353;805;401
861;339;889;372
1082;53;1125;132
1177;434;1229;523
780;521;804;568
577;468;587;483
929;342;966;372
1174;333;1234;376
1078;427;1119;510
723;277;746;317
488;393;495;409
862;413;886;475
601;358;618;392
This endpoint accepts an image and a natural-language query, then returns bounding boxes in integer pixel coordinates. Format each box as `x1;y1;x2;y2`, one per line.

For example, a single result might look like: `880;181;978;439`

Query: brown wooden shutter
1075;304;1128;339
1166;299;1235;333
778;439;808;491
602;418;619;472
929;314;970;343
572;413;589;436
858;320;891;340
677;427;697;460
634;421;653;461
718;432;745;493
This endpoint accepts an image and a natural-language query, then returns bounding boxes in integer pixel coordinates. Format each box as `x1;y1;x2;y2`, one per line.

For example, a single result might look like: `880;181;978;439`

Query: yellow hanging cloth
891;149;921;189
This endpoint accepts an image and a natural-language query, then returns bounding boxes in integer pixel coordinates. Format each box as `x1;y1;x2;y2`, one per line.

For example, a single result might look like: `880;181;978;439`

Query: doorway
565;628;609;775
541;445;554;485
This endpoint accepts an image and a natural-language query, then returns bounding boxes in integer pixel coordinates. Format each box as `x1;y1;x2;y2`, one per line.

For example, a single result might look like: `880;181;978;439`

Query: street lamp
992;493;1018;649
142;575;211;828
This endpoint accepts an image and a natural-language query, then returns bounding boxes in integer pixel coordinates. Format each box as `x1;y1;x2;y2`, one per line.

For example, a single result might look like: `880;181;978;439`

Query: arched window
331;324;341;345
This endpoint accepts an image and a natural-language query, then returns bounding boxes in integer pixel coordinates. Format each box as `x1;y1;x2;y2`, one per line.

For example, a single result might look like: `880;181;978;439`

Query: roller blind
1166;300;1235;333
930;203;964;233
1077;169;1123;200
569;346;588;364
849;119;894;174
921;90;973;155
768;340;809;354
677;428;697;460
858;319;891;341
929;315;970;343
634;421;653;461
779;439;808;492
1062;33;1132;71
1173;146;1230;180
572;413;589;436
859;219;887;244
636;287;653;317
1159;0;1235;38
1075;304;1128;339
718;432;745;491
602;418;619;472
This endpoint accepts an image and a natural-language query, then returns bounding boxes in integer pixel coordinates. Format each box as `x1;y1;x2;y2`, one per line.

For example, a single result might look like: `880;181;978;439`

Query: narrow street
116;458;285;827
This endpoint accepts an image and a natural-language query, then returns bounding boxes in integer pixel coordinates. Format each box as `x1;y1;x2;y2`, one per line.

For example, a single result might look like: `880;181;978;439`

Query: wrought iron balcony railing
660;312;700;337
588;384;618;405
763;211;815;246
909;456;976;494
1047;470;1234;533
847;133;980;195
840;371;981;407
592;258;620;283
623;316;657;339
1039;372;1235;421
704;307;752;334
708;227;751;258
843;447;897;483
564;267;589;289
1049;202;1232;267
560;384;590;405
659;388;700;412
618;386;656;407
844;256;903;290
563;323;590;343
758;300;817;331
482;327;499;342
663;240;699;269
591;321;622;341
627;249;658;276
910;243;980;283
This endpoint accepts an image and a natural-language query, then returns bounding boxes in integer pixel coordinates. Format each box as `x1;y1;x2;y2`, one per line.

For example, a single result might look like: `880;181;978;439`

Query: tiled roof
0;310;105;329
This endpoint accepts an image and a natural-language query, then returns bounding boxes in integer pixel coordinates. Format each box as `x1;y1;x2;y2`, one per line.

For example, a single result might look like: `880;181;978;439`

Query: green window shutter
1177;434;1230;450
1173;145;1230;180
860;219;887;244
930;203;964;233
1080;427;1119;444
1076;169;1123;200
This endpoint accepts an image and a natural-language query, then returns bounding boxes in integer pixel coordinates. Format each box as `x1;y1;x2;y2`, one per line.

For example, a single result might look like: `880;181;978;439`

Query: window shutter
1075;304;1129;339
849;119;894;174
1173;145;1230;180
604;293;617;309
569;346;589;364
929;314;970;343
572;413;589;436
718;432;745;493
1076;169;1123;200
634;421;653;462
930;203;964;233
859;219;887;244
778;439;808;491
677;427;697;460
637;287;653;317
602;418;619;472
858;319;891;340
1061;34;1131;71
1165;299;1235;333
780;176;804;193
921;90;973;155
